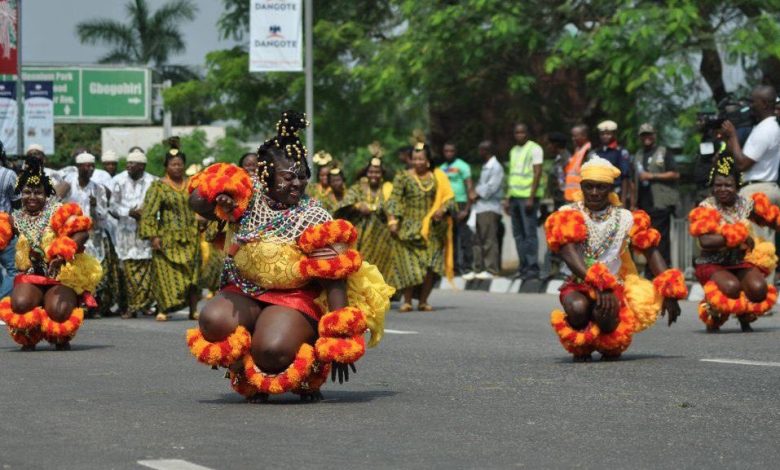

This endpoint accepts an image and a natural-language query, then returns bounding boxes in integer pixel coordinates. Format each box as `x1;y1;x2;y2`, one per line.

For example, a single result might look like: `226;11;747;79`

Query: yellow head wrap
580;156;621;184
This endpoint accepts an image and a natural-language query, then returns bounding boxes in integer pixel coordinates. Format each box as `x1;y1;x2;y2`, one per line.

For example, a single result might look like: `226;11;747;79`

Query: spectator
564;124;591;202
506;123;543;279
545;132;570;210
633;123;679;266
693;113;726;203
111;150;157;319
0;141;18;297
723;85;780;244
593;120;631;204
463;140;504;280
439;142;474;275
62;152;115;318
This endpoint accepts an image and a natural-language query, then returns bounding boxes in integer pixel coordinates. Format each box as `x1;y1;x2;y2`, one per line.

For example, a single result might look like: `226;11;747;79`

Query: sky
22;0;238;66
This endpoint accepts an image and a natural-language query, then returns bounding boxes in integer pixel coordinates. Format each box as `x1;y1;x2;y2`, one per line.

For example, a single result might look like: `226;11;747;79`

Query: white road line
138;459;214;470
701;358;780;367
384;329;418;335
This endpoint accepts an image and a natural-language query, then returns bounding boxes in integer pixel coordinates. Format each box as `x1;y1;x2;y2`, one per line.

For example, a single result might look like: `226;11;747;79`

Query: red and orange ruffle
544;210;587;252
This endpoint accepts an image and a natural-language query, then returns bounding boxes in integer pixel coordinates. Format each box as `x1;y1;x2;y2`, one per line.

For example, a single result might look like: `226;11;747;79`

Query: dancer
387;141;454;312
0;158;102;350
545;156;687;361
336;157;394;280
186;111;393;402
307;150;333;202
689;154;779;332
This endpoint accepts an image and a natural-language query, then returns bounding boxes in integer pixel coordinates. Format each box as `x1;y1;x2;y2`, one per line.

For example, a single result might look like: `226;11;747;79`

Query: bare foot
248;393;269;404
299;391;324;402
55;342;71;351
572;354;592;362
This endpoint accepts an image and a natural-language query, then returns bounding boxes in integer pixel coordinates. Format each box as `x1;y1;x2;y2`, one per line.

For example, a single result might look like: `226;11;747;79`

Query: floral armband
750;192;780;226
298;220;358;253
652;269;688;300
544;209;587;252
46;236;78;261
688;206;721;236
584;263;618;291
721;223;749;248
629;211;660;250
189;163;253;221
0;212;12;250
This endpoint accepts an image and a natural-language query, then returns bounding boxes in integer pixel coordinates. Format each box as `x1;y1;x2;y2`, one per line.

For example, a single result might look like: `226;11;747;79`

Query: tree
76;0;198;68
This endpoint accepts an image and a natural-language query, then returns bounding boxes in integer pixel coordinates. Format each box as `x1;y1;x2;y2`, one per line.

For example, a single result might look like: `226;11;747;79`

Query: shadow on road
552;354;685;364
198;390;398;406
0;344;115;352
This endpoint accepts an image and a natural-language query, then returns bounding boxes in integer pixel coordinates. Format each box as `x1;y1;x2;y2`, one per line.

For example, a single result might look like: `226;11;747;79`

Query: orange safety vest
563;142;591;201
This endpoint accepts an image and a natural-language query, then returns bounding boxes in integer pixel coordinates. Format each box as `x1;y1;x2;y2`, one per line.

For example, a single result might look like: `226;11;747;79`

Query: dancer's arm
559;243;619;318
644;247;682;325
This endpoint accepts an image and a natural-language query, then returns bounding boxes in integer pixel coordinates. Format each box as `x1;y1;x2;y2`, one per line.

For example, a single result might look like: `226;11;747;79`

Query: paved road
1;291;779;469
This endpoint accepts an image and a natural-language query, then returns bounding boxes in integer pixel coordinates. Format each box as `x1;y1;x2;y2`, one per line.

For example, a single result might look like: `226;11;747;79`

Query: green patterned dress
335;179;394;280
139;179;200;312
386;171;451;290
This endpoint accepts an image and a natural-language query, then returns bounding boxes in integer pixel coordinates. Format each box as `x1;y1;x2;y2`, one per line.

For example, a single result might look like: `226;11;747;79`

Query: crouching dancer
545;156;687;361
185;111;394;401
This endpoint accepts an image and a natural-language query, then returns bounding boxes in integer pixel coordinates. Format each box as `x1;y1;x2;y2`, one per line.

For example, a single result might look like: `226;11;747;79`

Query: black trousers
646;206;673;266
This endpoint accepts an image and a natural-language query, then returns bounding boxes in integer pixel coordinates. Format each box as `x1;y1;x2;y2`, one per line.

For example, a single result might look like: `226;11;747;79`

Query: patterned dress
335;179;394;280
139;178;200;312
386;171;451;290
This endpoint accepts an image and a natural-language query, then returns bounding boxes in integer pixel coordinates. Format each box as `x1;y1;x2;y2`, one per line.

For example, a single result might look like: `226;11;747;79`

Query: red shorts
694;262;765;285
221;284;324;321
14;274;97;308
559;281;591;304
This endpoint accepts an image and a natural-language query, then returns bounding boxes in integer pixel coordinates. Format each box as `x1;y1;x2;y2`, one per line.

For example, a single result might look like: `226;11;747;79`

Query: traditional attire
0;202;102;348
335;178;394;279
111;170;157;315
185;157;393;399
689;193;778;329
306;182;332;203
63;173;121;316
386;169;454;290
545;157;687;359
139;178;200;312
319;189;348;214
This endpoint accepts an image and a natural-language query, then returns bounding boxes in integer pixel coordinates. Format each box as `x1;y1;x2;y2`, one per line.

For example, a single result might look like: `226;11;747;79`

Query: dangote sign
249;0;303;72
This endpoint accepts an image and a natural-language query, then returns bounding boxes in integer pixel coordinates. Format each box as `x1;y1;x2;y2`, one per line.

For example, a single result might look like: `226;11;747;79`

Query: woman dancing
186;111;393;402
0;158;102;350
689;154;779;332
545;156;687;361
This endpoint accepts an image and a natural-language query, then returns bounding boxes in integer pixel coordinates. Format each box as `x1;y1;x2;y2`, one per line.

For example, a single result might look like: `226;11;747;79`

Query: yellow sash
420;168;455;282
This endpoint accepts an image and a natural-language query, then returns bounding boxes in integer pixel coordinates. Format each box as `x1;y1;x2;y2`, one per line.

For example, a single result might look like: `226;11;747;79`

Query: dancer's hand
331;362;356;384
151;237;162;251
594;290;619;319
215;194;237;221
661;298;681;326
48;256;65;278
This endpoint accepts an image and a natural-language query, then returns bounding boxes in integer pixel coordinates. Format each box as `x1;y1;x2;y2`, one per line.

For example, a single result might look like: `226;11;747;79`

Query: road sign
2;66;151;123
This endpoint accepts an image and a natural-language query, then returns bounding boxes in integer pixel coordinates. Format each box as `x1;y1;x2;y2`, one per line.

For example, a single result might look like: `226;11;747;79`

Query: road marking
384;329;418;335
701;358;780;367
138;460;213;470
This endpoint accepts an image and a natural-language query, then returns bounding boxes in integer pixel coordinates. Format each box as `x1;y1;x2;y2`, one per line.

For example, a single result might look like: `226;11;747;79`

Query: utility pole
304;0;313;163
15;0;22;156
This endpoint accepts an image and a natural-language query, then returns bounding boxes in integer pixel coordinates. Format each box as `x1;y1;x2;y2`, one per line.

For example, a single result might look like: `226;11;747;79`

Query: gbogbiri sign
249;0;303;72
2;66;151;123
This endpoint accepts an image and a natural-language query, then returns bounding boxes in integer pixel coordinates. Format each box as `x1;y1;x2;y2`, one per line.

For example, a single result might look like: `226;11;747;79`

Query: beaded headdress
708;154;742;186
255;110;310;194
15;156;55;196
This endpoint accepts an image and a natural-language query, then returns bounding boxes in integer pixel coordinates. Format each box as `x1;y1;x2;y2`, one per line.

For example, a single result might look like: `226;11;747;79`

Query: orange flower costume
0;202;102;349
185;162;394;400
545;157;687;360
689;192;778;330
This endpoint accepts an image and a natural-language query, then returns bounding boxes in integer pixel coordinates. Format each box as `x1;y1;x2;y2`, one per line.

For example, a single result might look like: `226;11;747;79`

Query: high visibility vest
563;142;590;201
508;140;543;198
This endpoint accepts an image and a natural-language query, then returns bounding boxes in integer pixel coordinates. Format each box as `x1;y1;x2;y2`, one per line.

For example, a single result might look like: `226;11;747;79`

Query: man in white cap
111;149;157;319
90;150;118;191
62;152;115;318
593;120;631;205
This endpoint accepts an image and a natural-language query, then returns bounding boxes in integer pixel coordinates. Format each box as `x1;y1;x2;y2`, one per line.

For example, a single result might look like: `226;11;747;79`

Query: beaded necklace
411;172;435;192
13;200;58;249
575;202;623;265
235;194;324;243
364;184;381;211
705;195;751;224
162;176;188;193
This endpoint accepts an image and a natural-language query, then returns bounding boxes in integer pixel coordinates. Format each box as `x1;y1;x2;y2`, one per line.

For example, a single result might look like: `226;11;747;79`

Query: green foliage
52;124;103;169
143;129;250;177
168;0;780;183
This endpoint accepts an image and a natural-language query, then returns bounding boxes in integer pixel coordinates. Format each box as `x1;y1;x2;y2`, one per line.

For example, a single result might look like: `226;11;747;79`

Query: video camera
699;95;753;131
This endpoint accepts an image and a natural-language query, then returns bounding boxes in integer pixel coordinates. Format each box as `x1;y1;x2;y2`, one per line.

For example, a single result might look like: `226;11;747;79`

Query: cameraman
721;85;780;240
693;113;725;203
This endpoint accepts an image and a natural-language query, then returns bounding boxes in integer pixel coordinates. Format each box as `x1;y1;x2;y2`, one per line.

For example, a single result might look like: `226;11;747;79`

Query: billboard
249;0;303;72
23;81;54;154
0;0;18;75
2;66;151;123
